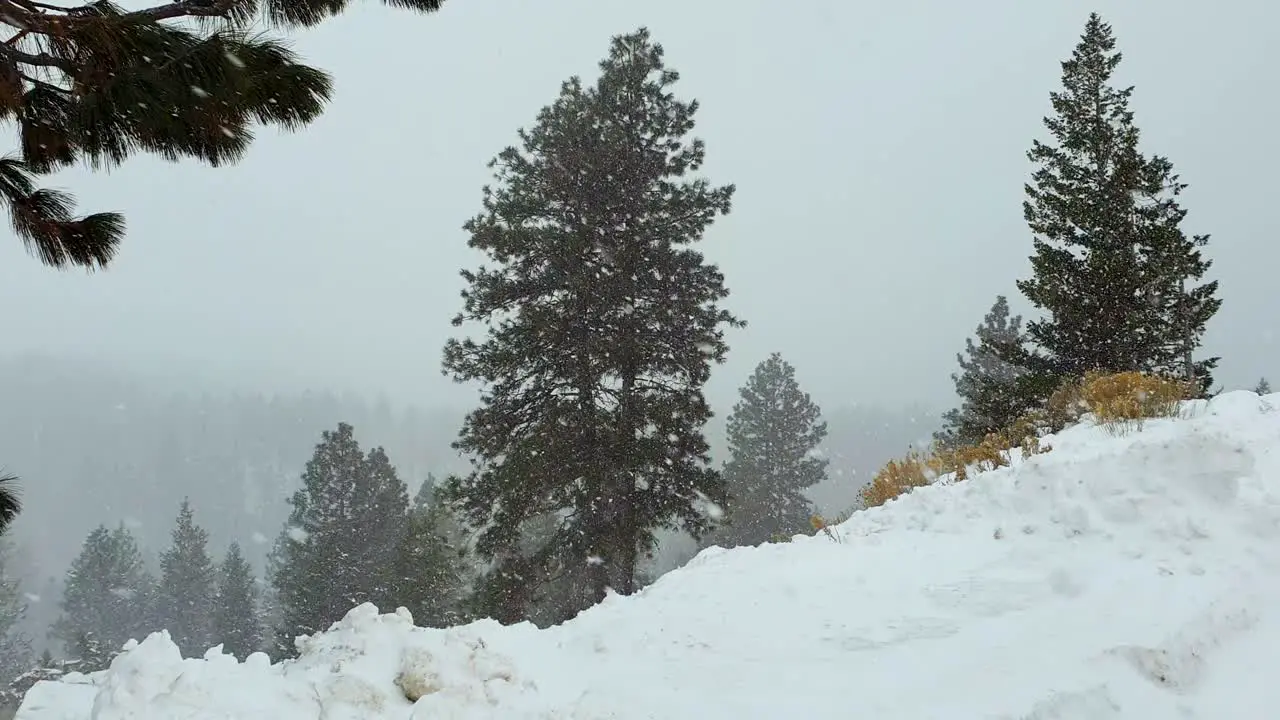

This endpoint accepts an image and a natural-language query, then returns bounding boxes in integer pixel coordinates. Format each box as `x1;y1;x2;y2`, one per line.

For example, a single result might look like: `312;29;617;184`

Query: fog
0;0;1274;654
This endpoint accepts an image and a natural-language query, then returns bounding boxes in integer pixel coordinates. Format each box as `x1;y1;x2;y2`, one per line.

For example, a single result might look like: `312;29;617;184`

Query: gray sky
0;0;1274;413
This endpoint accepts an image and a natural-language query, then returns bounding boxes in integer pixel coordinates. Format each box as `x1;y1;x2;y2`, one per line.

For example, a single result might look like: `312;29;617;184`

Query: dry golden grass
808;513;844;543
859;451;934;509
860;410;1054;509
1079;370;1192;434
858;370;1190;510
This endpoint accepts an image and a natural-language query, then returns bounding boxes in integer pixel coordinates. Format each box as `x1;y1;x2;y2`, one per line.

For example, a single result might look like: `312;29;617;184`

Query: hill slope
17;391;1280;719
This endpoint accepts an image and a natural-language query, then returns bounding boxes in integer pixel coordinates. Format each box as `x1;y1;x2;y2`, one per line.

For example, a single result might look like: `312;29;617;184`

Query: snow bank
18;391;1280;719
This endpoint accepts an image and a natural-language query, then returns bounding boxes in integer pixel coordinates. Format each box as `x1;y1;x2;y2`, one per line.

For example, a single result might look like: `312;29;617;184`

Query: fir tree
937;296;1032;447
213;542;261;660
1006;13;1220;396
53;524;154;658
155;499;216;657
1254;377;1271;395
270;423;409;657
442;28;740;620
0;0;442;271
707;353;828;548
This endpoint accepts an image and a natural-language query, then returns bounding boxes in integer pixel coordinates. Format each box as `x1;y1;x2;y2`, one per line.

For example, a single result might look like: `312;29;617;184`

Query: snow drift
17;391;1280;719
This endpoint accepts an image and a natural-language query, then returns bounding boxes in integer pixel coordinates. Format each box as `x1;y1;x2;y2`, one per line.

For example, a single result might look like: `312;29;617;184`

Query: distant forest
0;352;932;653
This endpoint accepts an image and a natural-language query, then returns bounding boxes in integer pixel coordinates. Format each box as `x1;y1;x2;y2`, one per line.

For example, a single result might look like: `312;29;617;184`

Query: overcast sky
0;0;1274;414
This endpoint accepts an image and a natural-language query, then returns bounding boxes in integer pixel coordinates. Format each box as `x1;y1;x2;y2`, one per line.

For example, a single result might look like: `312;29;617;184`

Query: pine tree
461;511;566;626
53;524;155;658
1254;378;1271;395
213;542;262;660
937;296;1032;447
0;0;443;271
442;28;740;620
271;423;409;657
390;483;470;628
704;354;828;547
1005;13;1221;396
0;474;18;536
154;500;216;657
0;537;31;684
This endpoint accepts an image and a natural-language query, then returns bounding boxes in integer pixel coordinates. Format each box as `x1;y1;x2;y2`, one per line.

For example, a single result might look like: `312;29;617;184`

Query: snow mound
19;390;1280;719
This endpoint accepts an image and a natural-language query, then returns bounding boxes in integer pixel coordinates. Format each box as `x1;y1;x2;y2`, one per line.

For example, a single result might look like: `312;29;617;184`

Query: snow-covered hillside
18;391;1280;719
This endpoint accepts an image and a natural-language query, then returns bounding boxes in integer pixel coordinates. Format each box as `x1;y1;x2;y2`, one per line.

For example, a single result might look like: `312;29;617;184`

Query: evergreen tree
937;296;1032;447
271;423;409;657
442;28;740;620
706;353;828;547
53;524;155;658
155;500;216;657
213;542;262;660
1254;377;1271;395
0;537;30;683
462;512;569;626
0;0;442;271
0;474;17;537
390;483;470;628
1004;13;1220;396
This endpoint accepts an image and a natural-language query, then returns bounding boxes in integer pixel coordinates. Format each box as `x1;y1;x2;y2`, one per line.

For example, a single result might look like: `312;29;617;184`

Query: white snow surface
18;390;1280;719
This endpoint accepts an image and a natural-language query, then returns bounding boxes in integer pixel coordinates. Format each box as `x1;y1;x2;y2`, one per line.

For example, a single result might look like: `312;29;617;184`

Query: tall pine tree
213;542;262;660
53;524;155;658
709;353;827;547
937;296;1031;447
270;423;409;657
443;27;740;620
1006;13;1220;395
155;499;216;657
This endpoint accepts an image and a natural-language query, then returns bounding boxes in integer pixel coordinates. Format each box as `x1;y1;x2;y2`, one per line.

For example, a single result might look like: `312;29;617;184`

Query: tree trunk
613;366;639;596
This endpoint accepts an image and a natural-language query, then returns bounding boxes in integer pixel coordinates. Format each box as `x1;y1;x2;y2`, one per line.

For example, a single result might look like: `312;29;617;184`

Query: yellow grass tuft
860;451;934;509
1079;370;1192;434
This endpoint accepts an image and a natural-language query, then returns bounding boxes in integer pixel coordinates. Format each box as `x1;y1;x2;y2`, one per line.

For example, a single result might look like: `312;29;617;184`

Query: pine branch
0;473;20;532
0;155;122;267
0;43;70;71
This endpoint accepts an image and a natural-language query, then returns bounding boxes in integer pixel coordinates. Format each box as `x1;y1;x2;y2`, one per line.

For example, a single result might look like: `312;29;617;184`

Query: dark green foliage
155;499;216;657
1254;378;1271;395
0;0;443;271
270;423;409;657
213;542;262;660
442;27;740;621
389;482;471;628
937;296;1033;447
0;475;17;536
463;512;575;627
1005;13;1221;396
708;353;827;548
53;524;155;659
